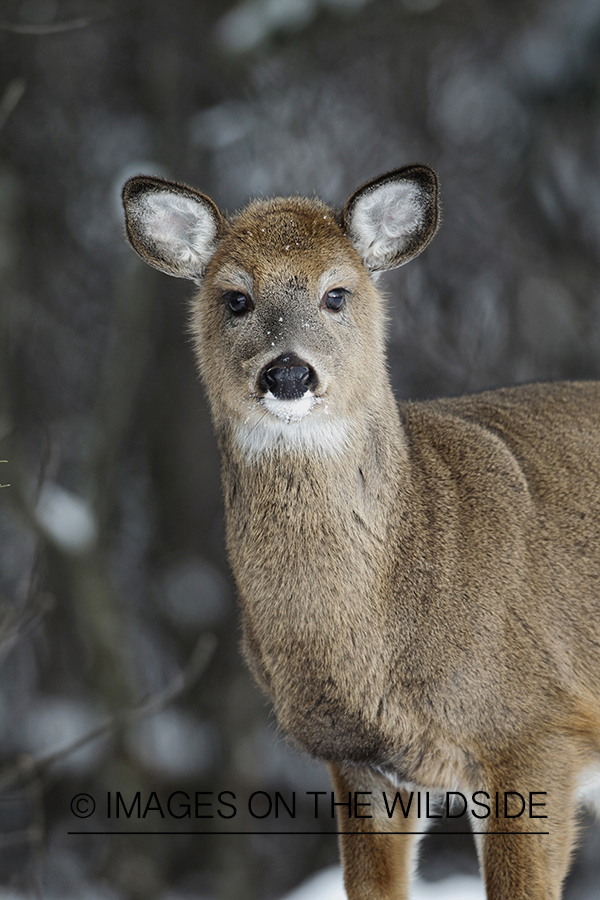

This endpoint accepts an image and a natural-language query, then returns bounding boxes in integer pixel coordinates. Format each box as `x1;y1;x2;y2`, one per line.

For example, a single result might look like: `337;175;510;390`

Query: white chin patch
233;395;350;459
261;391;316;423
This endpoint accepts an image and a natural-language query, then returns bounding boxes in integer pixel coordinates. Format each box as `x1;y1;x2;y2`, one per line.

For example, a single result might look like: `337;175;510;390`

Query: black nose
258;352;318;400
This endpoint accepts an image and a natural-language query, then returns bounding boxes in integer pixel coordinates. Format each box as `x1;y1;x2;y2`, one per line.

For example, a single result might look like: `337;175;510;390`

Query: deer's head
123;166;439;458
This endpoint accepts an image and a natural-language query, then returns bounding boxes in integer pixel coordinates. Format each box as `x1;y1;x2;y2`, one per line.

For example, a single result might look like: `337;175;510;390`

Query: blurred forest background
1;0;600;898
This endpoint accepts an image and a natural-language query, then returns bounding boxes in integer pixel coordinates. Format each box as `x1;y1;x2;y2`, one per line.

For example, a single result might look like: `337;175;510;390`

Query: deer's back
401;380;600;538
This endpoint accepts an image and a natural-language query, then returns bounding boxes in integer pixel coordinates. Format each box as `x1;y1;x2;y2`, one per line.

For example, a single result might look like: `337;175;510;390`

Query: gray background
1;0;600;897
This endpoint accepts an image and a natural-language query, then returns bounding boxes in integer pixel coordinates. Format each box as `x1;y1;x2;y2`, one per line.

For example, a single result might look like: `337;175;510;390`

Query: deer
122;164;600;900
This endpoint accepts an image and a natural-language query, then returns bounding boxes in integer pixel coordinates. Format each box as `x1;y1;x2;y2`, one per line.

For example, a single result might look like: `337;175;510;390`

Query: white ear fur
350;180;424;267
343;166;439;272
123;177;222;281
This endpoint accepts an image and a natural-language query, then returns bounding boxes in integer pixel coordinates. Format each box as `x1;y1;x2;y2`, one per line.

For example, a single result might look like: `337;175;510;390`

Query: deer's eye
322;288;347;311
225;291;252;315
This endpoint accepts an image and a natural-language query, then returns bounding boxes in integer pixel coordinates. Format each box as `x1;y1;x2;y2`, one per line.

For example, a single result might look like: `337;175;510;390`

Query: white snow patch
24;696;105;774
189;101;255;150
127;708;215;778
35;482;97;554
278;867;484;900
216;0;317;53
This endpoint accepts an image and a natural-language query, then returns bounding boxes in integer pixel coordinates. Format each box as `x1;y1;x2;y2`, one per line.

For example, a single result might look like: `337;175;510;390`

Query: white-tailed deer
123;166;600;900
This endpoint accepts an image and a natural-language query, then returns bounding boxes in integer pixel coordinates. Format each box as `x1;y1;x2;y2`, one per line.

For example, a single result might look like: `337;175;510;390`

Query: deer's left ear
343;165;439;273
122;176;223;281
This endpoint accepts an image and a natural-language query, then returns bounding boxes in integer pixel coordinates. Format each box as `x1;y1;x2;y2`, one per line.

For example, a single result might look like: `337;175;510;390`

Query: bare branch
0;592;53;664
0;16;106;35
0;631;217;794
0;5;141;35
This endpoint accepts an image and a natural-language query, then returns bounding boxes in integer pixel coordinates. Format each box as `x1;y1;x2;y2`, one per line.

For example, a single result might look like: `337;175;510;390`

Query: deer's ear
122;176;223;281
343;165;439;273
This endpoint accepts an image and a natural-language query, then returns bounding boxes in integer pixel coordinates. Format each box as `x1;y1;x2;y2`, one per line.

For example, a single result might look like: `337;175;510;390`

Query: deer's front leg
475;751;579;900
329;763;421;900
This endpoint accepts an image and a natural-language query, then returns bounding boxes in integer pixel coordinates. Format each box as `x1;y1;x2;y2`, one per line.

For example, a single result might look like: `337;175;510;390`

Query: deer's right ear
122;176;223;281
343;165;439;273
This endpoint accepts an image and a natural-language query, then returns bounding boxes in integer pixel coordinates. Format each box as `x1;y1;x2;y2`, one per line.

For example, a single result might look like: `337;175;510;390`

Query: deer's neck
219;390;409;744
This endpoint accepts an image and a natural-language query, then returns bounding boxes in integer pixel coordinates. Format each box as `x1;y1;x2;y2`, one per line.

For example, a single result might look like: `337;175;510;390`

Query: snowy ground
280;866;484;900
